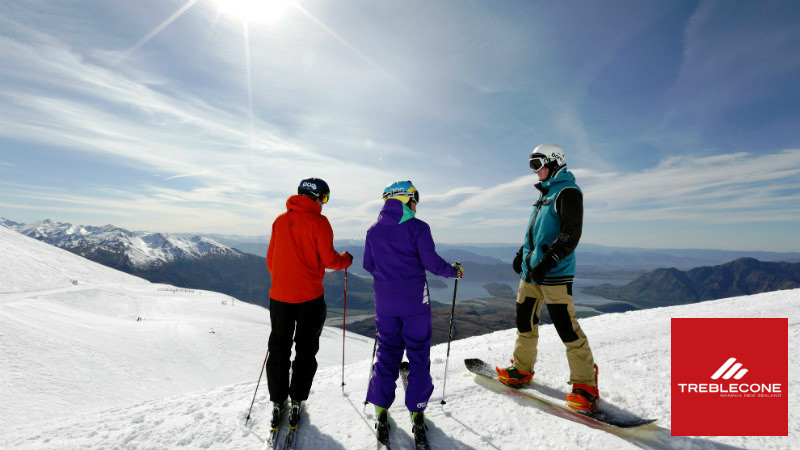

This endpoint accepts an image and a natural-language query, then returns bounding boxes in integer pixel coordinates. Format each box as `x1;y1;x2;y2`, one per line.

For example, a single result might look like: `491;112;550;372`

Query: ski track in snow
1;226;798;449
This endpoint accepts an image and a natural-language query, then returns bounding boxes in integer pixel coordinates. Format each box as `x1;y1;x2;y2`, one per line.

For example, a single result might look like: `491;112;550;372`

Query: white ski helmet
529;144;566;172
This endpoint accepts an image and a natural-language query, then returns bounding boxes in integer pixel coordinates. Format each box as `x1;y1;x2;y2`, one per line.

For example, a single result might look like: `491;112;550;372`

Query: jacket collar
286;194;321;213
377;198;413;225
538;167;574;190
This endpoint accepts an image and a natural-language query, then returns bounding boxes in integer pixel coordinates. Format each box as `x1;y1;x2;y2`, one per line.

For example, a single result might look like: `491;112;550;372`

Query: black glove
531;254;558;284
343;251;354;265
512;246;524;275
452;262;464;279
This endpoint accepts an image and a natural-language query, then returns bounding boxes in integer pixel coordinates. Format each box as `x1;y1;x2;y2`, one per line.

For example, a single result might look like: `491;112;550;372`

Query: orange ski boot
566;364;599;411
496;361;533;386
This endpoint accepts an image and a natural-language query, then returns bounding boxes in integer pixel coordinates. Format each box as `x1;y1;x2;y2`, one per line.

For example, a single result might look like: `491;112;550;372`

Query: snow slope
1;225;798;449
0;226;373;434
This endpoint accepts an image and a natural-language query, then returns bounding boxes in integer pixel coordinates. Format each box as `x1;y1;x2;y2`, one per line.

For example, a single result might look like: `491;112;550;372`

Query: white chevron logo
710;357;749;380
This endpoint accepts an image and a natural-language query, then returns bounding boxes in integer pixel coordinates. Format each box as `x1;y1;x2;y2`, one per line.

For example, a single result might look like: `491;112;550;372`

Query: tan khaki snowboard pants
512;280;596;386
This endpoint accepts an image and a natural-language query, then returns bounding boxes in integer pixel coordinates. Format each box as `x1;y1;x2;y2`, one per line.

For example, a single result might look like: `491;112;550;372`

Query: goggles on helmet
321;192;330;204
382;181;419;203
529;154;548;172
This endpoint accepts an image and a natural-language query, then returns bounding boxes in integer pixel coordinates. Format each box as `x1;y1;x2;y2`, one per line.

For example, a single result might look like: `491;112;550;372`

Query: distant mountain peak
585;258;800;306
6;219;241;269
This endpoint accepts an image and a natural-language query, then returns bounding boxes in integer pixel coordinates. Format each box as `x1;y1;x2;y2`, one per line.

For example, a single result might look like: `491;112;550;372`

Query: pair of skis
376;361;430;450
265;401;302;450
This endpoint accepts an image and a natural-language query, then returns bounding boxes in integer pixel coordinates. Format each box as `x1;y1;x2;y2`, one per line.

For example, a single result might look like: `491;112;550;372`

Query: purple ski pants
366;311;433;412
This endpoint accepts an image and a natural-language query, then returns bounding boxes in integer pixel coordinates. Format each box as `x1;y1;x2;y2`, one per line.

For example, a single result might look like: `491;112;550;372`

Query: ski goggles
382;188;419;203
529;154;548;172
321;192;330;204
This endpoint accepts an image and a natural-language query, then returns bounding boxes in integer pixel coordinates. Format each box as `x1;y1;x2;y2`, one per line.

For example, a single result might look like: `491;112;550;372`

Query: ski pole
363;329;379;407
341;268;347;390
245;346;269;425
440;274;459;405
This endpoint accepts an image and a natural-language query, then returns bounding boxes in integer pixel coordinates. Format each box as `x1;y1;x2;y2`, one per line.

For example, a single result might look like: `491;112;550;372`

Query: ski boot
411;411;426;434
287;400;302;428
496;360;533;386
375;409;390;444
411;411;429;450
270;401;285;430
566;364;599;411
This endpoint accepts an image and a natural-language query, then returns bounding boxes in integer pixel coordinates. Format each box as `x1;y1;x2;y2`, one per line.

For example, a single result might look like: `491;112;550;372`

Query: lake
427;277;632;312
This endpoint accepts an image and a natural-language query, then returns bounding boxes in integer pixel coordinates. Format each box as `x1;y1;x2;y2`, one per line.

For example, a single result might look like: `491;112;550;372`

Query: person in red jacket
265;177;353;428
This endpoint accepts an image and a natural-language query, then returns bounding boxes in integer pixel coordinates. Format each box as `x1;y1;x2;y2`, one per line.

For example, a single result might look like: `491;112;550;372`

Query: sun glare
210;0;291;23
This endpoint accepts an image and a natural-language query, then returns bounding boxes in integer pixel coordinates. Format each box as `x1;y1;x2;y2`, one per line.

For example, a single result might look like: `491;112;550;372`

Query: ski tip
464;358;485;368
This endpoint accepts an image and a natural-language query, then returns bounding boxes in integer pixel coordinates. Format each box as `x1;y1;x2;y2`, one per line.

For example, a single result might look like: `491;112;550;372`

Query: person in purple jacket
364;180;463;441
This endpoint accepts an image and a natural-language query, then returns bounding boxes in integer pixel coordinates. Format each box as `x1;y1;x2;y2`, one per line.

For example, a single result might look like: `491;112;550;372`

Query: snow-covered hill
4;219;241;268
0;226;372;437
1;225;797;449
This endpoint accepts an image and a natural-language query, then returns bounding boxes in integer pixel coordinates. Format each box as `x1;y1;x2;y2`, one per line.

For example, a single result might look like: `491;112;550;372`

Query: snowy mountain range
0;219;277;307
1;220;797;450
2;219;242;268
585;257;800;306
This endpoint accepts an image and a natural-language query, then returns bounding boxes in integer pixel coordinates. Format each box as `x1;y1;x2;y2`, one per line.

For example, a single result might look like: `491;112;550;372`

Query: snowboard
465;358;655;429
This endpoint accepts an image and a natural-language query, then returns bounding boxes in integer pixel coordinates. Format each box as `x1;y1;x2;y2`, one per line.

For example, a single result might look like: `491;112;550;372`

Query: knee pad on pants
516;297;538;333
546;303;579;343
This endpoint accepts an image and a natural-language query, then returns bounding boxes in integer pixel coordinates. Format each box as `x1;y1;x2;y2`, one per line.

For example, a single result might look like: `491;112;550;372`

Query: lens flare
210;0;291;23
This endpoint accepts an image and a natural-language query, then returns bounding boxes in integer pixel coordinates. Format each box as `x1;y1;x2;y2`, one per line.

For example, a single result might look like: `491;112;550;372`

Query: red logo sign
671;318;788;436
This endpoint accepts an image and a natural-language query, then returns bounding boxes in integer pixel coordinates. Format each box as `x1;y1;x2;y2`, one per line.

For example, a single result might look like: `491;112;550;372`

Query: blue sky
1;0;799;251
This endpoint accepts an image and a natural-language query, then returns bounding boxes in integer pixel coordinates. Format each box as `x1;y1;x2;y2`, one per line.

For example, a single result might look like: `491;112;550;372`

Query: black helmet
298;178;330;203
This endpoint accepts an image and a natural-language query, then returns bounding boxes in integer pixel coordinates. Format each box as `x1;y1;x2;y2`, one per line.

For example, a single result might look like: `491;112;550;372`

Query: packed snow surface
0;225;797;449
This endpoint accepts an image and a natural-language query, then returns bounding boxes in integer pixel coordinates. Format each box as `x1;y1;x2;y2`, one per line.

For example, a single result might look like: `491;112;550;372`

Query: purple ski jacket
363;199;457;317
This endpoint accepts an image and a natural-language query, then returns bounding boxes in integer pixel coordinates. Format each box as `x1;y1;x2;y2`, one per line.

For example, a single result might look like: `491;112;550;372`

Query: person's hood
377;198;415;225
286;194;321;213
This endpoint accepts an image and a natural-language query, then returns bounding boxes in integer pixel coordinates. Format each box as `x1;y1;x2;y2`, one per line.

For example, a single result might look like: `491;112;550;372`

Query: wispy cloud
0;2;797;250
0;181;272;233
582;149;800;223
0;17;395;222
164;170;211;181
117;0;199;63
391;149;800;243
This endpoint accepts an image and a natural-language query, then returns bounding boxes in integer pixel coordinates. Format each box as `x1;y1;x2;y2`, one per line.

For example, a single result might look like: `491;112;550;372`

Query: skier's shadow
342;391;478;450
247;403;345;450
341;392;383;447
293;416;345;450
408;412;479;450
437;409;494;450
371;413;478;450
620;425;749;450
521;382;645;424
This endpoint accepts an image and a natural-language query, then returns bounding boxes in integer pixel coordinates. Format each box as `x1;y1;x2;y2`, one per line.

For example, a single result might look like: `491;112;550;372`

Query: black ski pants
266;295;327;403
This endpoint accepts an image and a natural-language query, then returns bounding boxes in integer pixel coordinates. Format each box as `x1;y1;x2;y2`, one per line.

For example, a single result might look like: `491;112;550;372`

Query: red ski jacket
267;195;351;303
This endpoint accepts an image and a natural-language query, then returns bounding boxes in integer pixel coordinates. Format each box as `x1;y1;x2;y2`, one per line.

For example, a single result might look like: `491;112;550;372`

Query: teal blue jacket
520;168;583;285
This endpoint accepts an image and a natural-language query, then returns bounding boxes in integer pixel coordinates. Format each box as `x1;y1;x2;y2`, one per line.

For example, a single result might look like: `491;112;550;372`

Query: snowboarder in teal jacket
497;144;600;412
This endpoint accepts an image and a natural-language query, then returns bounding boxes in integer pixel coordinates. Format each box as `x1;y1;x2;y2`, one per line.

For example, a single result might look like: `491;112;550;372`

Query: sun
209;0;292;23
